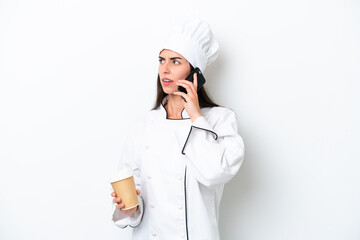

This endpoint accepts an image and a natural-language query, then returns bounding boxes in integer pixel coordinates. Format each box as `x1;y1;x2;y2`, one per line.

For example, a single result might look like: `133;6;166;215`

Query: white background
1;0;359;239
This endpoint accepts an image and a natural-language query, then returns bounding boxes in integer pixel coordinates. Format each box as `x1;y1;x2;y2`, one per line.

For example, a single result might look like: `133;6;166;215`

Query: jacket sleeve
112;196;144;229
182;108;245;187
112;122;145;228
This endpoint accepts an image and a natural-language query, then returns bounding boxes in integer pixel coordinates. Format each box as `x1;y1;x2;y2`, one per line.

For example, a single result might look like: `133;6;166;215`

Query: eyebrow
159;56;183;60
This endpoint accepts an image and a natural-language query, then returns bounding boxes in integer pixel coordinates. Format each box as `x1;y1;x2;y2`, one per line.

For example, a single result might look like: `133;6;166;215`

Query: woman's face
158;49;191;94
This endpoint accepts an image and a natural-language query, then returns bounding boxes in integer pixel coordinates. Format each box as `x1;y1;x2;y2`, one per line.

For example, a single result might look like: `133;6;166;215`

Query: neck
165;94;184;119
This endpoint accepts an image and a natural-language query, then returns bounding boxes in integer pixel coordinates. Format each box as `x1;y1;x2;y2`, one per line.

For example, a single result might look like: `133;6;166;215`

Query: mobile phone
178;67;206;94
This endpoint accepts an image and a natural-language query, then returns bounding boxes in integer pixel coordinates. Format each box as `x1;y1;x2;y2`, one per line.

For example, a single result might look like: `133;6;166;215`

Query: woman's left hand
173;73;202;122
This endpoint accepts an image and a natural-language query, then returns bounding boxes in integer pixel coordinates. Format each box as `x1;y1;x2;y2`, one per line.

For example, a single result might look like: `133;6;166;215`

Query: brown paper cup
110;169;139;210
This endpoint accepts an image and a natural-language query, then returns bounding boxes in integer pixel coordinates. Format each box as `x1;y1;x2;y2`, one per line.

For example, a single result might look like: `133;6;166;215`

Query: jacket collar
160;96;190;120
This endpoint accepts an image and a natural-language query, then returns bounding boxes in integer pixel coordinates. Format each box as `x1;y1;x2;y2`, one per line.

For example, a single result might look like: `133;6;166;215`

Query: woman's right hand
111;190;140;215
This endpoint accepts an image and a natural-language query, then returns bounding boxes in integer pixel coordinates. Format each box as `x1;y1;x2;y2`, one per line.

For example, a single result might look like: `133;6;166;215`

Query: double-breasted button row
146;175;182;181
149;231;185;239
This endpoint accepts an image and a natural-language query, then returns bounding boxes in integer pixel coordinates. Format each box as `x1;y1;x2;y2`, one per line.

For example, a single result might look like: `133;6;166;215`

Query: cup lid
110;168;133;183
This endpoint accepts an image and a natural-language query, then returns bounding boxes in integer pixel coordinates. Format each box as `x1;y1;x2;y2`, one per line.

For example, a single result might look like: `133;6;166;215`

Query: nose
159;61;170;75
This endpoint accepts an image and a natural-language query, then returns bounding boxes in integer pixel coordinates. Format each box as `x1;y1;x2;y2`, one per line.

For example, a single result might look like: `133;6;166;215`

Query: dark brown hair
152;65;220;110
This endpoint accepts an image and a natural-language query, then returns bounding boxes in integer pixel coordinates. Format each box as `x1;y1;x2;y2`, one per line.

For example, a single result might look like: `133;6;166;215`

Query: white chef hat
160;17;219;73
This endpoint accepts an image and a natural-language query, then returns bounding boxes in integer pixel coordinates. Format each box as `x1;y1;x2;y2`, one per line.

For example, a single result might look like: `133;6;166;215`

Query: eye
159;58;165;64
173;60;180;65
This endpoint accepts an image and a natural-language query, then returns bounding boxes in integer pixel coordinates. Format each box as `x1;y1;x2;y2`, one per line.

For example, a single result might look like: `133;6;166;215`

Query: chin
162;86;176;95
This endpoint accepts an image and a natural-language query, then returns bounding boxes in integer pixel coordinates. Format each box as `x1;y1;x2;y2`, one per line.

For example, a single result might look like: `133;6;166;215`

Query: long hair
152;65;220;110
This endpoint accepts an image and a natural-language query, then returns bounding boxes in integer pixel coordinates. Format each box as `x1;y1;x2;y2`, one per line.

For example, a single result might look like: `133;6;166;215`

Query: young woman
111;18;245;240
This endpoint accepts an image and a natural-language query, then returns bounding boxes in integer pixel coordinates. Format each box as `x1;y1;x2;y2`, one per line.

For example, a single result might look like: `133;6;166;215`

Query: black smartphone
178;67;206;94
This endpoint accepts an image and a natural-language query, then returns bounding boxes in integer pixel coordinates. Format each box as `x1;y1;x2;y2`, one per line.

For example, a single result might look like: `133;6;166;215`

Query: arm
182;109;245;187
111;122;145;228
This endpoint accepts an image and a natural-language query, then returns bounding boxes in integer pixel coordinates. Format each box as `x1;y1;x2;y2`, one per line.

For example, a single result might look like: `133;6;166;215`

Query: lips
162;78;173;86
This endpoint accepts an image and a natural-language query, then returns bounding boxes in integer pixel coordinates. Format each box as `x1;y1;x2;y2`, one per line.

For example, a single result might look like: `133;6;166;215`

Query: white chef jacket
112;97;245;240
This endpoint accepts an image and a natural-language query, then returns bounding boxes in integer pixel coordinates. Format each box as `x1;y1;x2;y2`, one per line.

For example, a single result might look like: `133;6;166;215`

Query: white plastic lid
110;168;133;183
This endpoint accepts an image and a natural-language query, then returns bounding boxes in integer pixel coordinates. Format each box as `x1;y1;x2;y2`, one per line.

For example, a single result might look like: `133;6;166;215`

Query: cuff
112;196;144;229
181;117;218;155
191;116;218;140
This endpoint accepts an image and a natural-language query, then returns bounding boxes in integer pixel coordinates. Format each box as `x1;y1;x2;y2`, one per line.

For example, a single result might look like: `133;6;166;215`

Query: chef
111;17;245;240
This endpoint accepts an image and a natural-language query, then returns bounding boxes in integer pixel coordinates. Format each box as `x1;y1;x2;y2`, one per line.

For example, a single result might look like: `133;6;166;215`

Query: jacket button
145;145;150;150
181;233;185;238
152;232;157;237
147;175;151;180
178;204;183;210
177;175;183;180
150;204;155;208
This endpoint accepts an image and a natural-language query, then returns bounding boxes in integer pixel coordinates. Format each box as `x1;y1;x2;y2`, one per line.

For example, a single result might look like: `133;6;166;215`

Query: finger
193;73;198;91
136;189;141;195
113;197;121;203
177;80;196;94
116;203;125;209
111;192;116;197
173;91;189;102
177;81;196;95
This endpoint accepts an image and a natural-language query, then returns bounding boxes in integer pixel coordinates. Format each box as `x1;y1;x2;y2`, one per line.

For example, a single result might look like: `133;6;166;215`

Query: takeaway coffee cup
110;168;139;210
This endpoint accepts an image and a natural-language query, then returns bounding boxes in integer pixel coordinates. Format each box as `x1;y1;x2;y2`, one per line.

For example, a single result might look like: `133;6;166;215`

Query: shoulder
199;106;239;129
129;107;162;129
147;107;161;118
201;106;237;120
126;110;152;133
